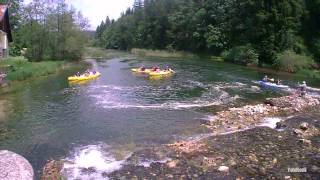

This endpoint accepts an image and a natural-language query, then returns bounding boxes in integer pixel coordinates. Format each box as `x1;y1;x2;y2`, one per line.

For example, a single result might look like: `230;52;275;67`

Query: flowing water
0;54;319;179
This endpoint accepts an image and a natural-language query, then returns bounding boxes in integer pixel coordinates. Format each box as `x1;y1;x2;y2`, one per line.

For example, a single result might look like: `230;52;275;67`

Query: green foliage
10;0;89;61
312;39;320;62
0;56;63;81
222;45;259;66
131;48;195;58
296;69;320;79
94;0;320;67
273;50;315;73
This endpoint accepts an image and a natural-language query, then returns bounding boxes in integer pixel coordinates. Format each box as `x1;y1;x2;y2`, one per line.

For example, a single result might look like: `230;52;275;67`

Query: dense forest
95;0;320;72
1;0;89;61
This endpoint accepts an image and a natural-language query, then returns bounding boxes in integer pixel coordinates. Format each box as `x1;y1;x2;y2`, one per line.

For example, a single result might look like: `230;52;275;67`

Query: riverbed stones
0;150;34;180
276;121;286;129
41;160;63;180
166;160;177;168
293;128;303;135
311;165;320;173
218;166;229;172
299;122;309;130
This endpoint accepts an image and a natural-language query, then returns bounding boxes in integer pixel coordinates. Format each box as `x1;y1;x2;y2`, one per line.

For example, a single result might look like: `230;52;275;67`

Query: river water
0;54;319;179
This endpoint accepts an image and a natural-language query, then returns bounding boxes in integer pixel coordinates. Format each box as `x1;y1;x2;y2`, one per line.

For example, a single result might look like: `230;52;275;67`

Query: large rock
218;166;229;172
0;150;34;180
299;122;309;131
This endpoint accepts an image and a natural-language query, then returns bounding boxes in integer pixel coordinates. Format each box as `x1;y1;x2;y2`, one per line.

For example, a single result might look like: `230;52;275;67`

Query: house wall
0;31;8;58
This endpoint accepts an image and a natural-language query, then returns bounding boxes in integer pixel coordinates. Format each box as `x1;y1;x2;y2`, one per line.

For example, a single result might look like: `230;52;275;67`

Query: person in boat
262;75;269;82
276;79;282;85
164;65;171;71
76;72;81;77
262;75;274;83
152;66;160;72
140;65;146;71
299;81;307;97
84;70;91;76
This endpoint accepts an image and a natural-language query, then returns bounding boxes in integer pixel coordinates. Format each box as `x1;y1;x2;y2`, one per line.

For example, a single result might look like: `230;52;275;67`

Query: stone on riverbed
41;160;64;180
218;166;229;172
299;122;309;131
0;150;34;180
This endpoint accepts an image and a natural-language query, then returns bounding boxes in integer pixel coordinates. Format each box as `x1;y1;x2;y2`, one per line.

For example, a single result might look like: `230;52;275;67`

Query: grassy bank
85;47;130;59
131;48;196;59
296;69;320;79
0;57;64;81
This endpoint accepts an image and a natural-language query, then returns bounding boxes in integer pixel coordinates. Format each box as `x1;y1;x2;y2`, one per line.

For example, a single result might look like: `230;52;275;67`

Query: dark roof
0;4;12;42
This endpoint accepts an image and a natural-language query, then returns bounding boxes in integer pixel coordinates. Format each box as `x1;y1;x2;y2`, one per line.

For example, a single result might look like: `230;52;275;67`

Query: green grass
131;48;196;59
296;69;320;79
0;57;64;81
85;47;129;59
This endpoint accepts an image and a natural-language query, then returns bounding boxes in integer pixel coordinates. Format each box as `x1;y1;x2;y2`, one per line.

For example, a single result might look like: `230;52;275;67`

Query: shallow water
0;54;319;178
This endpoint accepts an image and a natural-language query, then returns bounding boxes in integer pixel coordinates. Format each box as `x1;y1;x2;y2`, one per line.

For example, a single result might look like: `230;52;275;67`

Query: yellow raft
68;72;101;81
149;70;174;76
131;68;153;73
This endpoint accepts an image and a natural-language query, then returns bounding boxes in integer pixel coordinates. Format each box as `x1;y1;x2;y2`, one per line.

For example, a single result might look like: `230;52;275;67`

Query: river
0;53;319;179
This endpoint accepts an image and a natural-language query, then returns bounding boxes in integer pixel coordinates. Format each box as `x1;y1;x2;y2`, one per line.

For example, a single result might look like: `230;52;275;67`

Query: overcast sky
66;0;134;30
24;0;134;30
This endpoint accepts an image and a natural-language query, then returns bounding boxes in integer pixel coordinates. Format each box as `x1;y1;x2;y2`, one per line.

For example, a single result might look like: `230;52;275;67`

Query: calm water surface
0;54;319;178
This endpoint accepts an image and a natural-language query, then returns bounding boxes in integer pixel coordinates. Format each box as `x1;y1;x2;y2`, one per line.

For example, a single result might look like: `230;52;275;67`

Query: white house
0;4;12;58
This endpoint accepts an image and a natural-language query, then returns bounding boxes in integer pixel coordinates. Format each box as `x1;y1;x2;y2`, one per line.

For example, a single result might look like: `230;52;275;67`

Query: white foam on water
201;115;217;121
61;144;129;180
99;101;222;110
87;83;243;110
259;117;283;129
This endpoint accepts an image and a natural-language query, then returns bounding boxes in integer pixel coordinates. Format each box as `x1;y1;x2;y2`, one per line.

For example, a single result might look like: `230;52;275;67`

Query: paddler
276;79;282;85
262;75;269;82
140;65;146;71
299;81;307;97
152;66;160;72
262;75;274;82
164;65;171;71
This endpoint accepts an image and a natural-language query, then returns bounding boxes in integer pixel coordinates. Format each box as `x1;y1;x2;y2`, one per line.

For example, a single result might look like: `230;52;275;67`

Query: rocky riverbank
109;113;320;179
108;95;320;179
41;95;320;179
200;94;320;136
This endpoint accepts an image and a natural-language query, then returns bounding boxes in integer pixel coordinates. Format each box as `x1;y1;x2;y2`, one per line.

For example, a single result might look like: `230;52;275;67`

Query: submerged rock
41;160;63;180
218;166;229;172
293;129;303;135
299;139;311;145
276;122;286;129
0;150;34;180
299;122;309;131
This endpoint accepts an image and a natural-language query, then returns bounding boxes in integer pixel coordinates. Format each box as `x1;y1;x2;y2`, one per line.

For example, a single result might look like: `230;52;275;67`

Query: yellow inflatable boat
131;68;153;73
68;72;101;81
149;70;174;76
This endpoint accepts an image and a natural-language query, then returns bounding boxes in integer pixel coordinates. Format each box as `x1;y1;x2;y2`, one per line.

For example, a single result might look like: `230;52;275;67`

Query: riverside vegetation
95;0;320;77
0;0;89;82
0;57;63;81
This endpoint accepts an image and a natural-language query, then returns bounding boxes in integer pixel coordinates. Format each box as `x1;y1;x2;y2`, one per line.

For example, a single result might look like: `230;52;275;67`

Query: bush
313;39;320;63
273;50;315;73
222;45;258;66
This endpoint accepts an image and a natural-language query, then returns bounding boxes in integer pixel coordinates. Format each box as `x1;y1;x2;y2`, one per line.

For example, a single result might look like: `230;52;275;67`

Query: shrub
222;45;258;66
313;39;320;63
273;50;315;73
